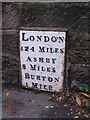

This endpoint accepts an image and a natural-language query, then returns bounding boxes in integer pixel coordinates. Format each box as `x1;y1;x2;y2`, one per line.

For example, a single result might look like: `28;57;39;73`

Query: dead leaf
46;106;49;109
70;109;72;111
74;116;78;118
84;114;88;118
77;112;81;115
6;92;11;96
6;93;9;96
76;95;81;106
59;97;62;100
67;113;70;116
80;92;90;98
32;101;35;103
64;104;67;107
51;105;53;108
70;112;73;114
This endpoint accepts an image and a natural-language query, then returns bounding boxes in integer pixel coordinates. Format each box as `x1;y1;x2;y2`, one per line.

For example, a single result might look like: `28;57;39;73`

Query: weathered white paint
20;30;66;92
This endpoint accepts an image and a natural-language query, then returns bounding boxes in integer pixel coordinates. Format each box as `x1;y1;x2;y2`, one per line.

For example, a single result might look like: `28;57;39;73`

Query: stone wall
2;2;89;87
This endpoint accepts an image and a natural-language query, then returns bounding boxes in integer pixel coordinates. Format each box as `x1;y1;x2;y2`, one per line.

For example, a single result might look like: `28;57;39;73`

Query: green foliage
64;88;70;97
86;100;90;109
78;84;90;94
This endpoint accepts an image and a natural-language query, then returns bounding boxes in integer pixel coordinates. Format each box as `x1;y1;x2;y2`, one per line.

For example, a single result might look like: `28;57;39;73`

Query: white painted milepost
20;30;66;92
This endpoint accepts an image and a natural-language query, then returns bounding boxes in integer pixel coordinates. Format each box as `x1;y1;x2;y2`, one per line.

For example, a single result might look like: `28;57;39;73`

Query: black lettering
32;82;38;88
39;46;45;52
30;36;35;41
22;64;26;69
59;37;64;43
40;84;42;89
42;66;46;71
25;73;30;79
47;67;51;72
46;48;49;52
46;58;50;63
30;47;35;52
37;66;40;71
44;36;50;42
44;85;47;90
50;48;54;53
48;77;53;82
30;64;36;70
52;67;56;73
21;46;23;51
52;58;57;64
37;36;42;41
55;77;59;82
33;57;37;62
36;75;41;80
26;57;32;62
39;57;44;63
22;33;28;41
42;76;46;81
25;46;29;51
60;48;64;53
31;75;35;80
55;48;59;53
51;36;57;42
49;85;52;90
26;82;28;87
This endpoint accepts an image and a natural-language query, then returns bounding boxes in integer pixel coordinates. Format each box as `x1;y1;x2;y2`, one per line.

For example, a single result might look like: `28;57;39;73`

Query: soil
51;88;89;118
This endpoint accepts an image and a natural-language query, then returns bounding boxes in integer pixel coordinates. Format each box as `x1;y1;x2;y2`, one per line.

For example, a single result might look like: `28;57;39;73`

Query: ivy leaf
86;100;90;109
78;85;84;91
78;84;90;94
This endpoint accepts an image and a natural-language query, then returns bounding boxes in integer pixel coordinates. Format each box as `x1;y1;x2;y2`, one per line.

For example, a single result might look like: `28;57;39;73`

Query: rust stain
61;47;65;92
19;33;23;86
56;36;58;41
